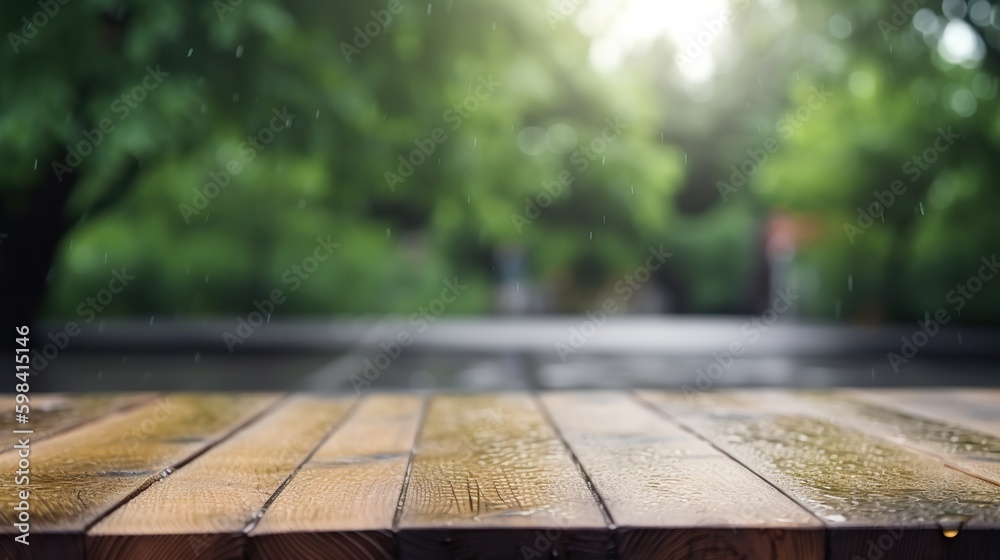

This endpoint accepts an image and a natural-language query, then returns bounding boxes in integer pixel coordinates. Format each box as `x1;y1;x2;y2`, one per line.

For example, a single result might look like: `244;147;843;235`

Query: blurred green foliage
1;0;998;322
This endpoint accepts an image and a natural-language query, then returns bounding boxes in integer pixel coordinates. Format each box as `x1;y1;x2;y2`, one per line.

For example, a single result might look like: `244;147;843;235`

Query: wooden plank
87;395;354;560
540;392;823;559
844;388;1000;436
248;394;423;560
0;393;155;451
773;390;1000;490
0;393;279;560
637;390;1000;560
397;393;609;560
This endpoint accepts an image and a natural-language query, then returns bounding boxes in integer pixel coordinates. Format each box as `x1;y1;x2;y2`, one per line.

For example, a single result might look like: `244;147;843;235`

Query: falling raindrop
232;93;239;102
427;3;432;15
758;77;763;89
919;202;925;215
33;159;37;170
473;137;477;146
204;274;211;283
386;228;391;238
104;252;108;264
315;110;320;119
150;316;155;326
493;22;496;30
684;153;688;164
200;104;207;114
204;213;210;223
796;70;800;81
194;352;201;363
630;185;634;194
958;333;963;344
601;156;605;166
661;132;664;142
383;113;387;121
98;371;103;379
185;266;191;275
187;48;193;57
589;231;592;240
236;45;244;58
603;216;606;224
516;281;519;292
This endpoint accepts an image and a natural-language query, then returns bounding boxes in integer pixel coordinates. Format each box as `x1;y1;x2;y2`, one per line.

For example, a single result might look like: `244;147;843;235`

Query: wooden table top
1;389;999;559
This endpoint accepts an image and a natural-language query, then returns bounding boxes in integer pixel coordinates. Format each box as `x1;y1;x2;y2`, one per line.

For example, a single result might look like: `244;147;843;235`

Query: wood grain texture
637;390;1000;560
540;392;823;560
87;395;354;560
776;390;1000;490
248;394;424;560
397;393;609;560
0;394;278;560
844;388;1000;436
0;393;155;451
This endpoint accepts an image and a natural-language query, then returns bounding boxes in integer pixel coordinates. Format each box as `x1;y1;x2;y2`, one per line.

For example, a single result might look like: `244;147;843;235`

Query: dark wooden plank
540;392;822;559
0;394;279;560
0;393;155;451
87;395;354;560
637;390;1000;560
248;394;423;560
397;393;610;560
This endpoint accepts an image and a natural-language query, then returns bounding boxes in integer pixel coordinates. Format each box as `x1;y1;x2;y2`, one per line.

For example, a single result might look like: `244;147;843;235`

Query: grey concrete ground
33;318;1000;392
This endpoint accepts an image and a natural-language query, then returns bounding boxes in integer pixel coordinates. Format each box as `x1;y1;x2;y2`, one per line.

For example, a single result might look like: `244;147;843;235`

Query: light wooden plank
0;393;155;451
0;393;279;560
844;388;1000;436
397;393;609;560
769;390;1000;491
87;395;354;560
638;390;1000;560
540;392;822;559
248;394;424;560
